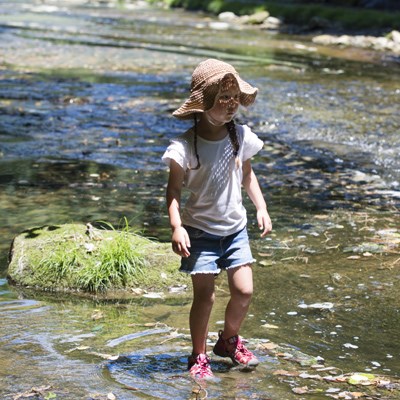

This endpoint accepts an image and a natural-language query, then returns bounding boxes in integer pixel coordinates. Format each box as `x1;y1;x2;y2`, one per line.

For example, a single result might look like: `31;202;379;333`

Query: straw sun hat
172;59;258;120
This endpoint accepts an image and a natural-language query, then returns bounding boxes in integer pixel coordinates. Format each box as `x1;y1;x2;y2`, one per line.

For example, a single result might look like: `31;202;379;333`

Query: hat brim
172;73;258;120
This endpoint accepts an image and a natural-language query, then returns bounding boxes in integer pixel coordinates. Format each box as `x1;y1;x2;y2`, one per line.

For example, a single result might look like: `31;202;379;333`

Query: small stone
389;30;400;44
343;343;358;349
218;11;237;22
371;361;381;367
208;21;230;30
261;16;282;30
245;11;270;25
142;292;164;299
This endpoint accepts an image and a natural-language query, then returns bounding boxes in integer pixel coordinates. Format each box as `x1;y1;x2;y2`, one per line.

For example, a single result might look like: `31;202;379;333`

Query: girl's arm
242;159;272;237
166;159;191;257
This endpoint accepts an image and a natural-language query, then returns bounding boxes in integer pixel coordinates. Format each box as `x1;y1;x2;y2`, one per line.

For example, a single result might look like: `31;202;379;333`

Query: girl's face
205;78;240;126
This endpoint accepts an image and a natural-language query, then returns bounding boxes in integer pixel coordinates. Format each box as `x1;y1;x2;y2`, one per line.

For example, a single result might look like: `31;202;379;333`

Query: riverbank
1;1;400;398
151;0;400;59
153;0;400;33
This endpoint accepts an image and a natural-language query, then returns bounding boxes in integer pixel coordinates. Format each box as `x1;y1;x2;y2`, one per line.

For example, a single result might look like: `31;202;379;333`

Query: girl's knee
231;286;253;305
228;267;253;300
193;284;215;305
192;273;215;301
240;287;253;300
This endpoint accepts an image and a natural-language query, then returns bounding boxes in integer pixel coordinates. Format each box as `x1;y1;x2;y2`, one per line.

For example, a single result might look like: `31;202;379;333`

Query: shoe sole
213;350;260;368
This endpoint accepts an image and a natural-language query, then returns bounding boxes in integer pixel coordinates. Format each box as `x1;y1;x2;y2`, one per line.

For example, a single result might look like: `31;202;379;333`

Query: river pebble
343;343;359;349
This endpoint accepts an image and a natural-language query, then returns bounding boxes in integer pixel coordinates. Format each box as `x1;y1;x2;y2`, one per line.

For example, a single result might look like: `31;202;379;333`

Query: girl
162;59;272;379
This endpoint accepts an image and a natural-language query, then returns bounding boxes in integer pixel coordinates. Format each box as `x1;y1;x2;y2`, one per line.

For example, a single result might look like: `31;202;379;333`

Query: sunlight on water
0;1;399;399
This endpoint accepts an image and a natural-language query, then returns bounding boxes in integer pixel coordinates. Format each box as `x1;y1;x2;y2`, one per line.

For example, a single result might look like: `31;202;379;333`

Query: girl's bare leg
223;264;253;339
190;273;216;355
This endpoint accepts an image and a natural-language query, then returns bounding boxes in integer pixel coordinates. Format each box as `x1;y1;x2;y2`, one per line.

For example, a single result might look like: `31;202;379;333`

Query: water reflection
105;349;283;399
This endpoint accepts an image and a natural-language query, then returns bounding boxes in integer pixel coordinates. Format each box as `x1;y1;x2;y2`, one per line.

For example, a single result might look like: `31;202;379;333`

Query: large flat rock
7;224;187;296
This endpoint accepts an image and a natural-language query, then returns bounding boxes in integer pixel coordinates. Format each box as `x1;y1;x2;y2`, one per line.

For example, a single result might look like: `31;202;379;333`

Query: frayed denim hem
225;258;256;271
180;269;222;275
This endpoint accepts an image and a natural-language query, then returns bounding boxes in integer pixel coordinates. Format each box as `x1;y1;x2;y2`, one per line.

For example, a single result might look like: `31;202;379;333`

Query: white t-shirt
162;124;264;236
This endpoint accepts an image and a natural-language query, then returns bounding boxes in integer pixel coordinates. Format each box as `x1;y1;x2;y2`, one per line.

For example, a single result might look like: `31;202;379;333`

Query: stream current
0;1;400;399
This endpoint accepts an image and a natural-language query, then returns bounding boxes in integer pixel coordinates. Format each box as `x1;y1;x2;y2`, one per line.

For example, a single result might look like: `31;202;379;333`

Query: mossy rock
7;224;189;295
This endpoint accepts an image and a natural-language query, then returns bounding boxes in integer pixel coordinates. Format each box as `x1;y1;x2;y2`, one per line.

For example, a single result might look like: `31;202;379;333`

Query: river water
1;1;400;399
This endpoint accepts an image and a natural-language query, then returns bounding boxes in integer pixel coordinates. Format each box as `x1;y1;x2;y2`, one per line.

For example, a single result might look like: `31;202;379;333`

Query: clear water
0;1;400;399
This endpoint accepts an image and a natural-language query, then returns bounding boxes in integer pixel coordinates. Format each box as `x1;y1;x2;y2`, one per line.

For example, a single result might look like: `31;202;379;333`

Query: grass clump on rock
7;221;188;295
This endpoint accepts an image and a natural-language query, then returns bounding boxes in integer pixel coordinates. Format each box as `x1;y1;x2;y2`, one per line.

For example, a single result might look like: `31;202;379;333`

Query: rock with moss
7;223;188;295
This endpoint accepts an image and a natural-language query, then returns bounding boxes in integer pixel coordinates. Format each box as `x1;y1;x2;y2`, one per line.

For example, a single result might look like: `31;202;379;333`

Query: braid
191;115;201;170
226;120;241;169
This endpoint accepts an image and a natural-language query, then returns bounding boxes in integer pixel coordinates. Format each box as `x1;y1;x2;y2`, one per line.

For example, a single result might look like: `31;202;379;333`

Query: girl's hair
190;116;240;170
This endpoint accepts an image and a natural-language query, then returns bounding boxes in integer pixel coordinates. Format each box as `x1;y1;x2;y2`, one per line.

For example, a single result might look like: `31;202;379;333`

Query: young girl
162;59;272;379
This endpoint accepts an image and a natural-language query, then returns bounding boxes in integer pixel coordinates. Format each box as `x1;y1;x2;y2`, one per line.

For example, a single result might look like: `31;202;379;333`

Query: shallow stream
0;1;400;399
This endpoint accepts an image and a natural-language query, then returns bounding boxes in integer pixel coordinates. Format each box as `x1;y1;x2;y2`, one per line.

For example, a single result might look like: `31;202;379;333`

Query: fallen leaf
258;252;272;257
261;323;279;329
299;372;322;380
326;387;341;393
350;392;365;398
324;375;348;383
337;391;366;399
91;310;104;320
273;369;300;377
298;302;334;310
259;260;273;266
292;386;309;394
65;345;90;353
258;342;279;350
348;373;375;385
88;351;119;360
312;366;338;372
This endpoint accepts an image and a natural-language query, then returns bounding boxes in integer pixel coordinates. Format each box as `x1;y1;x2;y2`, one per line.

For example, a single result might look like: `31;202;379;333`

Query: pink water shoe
213;330;259;367
188;353;213;380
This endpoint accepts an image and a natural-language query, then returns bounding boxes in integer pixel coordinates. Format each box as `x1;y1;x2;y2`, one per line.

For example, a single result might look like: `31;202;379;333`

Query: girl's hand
171;226;191;258
257;209;272;237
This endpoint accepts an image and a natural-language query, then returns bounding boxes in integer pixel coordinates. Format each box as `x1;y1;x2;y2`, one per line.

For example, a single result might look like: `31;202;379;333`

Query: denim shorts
180;225;255;275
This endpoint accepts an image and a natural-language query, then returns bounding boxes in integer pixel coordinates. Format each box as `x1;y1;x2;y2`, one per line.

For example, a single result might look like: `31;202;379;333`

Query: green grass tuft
8;222;187;294
76;226;148;292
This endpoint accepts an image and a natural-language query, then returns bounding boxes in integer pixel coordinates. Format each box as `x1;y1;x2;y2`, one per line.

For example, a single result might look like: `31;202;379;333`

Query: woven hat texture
172;59;258;120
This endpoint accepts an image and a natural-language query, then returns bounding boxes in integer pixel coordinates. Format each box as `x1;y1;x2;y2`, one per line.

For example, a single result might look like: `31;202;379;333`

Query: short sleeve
241;125;264;161
162;138;189;170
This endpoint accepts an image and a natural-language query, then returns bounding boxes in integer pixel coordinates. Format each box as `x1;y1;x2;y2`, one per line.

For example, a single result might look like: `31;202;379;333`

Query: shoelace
235;339;254;360
191;355;212;377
